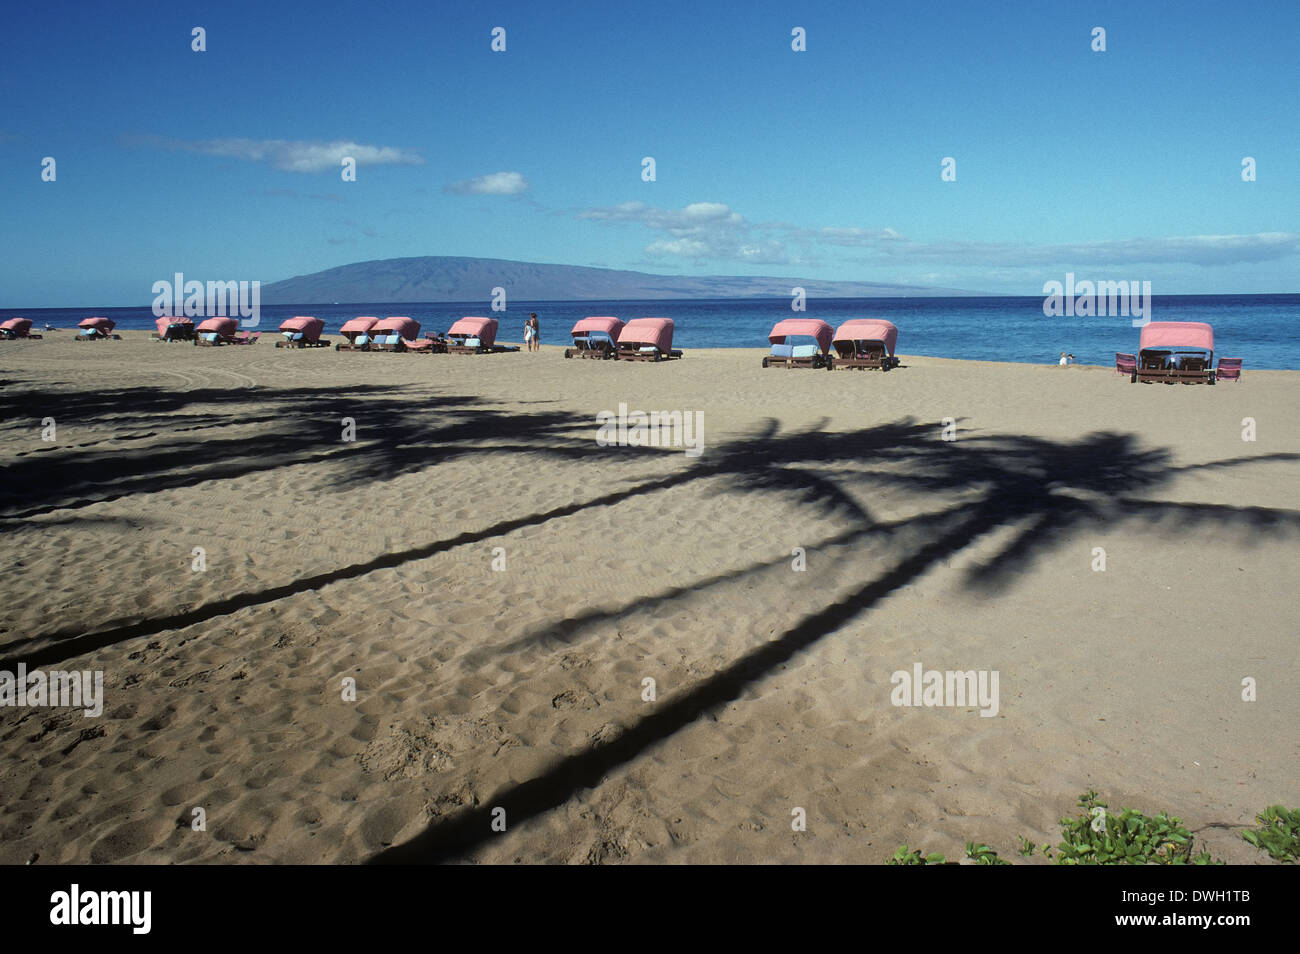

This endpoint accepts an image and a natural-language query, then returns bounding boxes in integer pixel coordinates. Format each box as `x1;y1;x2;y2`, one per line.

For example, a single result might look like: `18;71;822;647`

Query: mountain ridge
261;256;989;303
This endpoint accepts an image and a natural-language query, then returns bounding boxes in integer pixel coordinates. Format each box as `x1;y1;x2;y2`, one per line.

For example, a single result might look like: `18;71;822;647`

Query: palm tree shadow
368;422;1300;863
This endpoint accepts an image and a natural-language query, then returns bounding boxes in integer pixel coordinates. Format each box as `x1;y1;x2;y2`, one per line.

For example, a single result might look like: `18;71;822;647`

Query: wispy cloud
579;201;791;265
123;135;424;172
876;233;1300;268
443;171;530;195
578;199;1300;270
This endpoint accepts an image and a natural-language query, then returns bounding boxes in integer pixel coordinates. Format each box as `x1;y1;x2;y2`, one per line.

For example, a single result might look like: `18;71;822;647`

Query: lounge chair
0;318;41;340
152;316;195;342
75;317;119;341
335;316;379;351
1132;322;1216;384
195;316;239;346
1215;357;1243;382
763;318;833;369
369;316;430;352
564;317;624;359
446;316;518;354
615;318;682;362
831;319;899;370
230;331;260;345
273;316;327;348
1115;352;1137;375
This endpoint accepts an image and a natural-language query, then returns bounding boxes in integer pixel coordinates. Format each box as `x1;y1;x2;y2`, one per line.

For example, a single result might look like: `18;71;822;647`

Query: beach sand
1;332;1296;864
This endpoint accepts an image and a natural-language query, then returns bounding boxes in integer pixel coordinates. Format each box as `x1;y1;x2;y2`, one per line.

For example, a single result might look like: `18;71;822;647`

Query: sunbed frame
1133;351;1215;385
831;343;896;370
616;344;682;362
564;338;617;359
763;352;831;369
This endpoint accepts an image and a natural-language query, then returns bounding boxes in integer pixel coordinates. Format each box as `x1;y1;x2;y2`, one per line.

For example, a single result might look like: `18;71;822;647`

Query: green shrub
1241;806;1300;862
1048;791;1221;865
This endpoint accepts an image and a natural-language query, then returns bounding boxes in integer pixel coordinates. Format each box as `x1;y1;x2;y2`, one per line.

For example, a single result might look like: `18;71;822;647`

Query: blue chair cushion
769;343;794;358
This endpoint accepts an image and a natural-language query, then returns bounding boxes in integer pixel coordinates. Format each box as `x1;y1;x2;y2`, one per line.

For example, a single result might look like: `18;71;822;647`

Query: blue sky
2;0;1298;304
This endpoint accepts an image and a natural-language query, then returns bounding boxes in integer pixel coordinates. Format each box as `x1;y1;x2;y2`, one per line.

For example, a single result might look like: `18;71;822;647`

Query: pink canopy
1;318;32;334
621;317;674;352
1138;321;1214;355
340;316;380;334
78;316;116;331
279;316;324;340
768;318;833;353
448;316;498;348
571;316;624;340
154;315;193;335
373;316;421;339
197;317;238;336
833;319;898;356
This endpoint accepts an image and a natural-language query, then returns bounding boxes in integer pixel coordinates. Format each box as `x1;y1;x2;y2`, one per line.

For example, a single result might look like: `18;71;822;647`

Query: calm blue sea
5;295;1299;369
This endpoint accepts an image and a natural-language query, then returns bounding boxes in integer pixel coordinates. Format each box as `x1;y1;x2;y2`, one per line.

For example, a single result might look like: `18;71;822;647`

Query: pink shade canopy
373;316;421;339
833;319;899;356
78;316;116;331
448;316;498;348
570;316;624;339
340;316;380;334
1138;321;1214;354
768;318;833;352
620;317;674;352
1;318;32;333
279;316;324;340
154;315;193;335
197;317;238;335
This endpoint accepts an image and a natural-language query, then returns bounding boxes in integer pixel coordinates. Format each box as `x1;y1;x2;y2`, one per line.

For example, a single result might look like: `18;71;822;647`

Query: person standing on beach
529;313;540;351
524;316;535;351
1059;352;1068;365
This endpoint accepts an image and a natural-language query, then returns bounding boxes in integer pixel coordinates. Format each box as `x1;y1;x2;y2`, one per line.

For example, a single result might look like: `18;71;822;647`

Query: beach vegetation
1240;805;1300;862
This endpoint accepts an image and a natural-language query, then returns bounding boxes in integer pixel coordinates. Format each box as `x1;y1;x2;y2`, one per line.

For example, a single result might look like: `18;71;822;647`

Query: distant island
261;256;988;303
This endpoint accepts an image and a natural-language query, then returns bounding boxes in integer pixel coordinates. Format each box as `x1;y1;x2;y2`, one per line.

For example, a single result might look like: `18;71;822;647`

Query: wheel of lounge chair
761;357;769;368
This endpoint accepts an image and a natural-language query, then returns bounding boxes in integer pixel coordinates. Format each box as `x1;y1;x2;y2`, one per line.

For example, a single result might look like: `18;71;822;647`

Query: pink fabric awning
571;316;624;340
1138;321;1214;354
620;317;674;352
448;316;498;347
833;319;898;356
768;318;833;352
78;316;116;331
279;316;324;340
340;316;380;334
373;316;421;339
0;318;32;334
197;317;238;335
154;315;192;335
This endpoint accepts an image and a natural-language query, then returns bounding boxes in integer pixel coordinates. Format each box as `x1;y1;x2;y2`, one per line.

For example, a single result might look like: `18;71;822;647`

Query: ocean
6;295;1299;369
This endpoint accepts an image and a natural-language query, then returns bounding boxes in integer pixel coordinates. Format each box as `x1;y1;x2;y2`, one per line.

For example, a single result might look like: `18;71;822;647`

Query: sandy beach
0;332;1296;865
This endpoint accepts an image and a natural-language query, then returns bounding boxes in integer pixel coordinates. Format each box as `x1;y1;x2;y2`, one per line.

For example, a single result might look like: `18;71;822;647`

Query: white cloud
578;198;1300;271
580;201;788;264
443;171;530;195
125;135;424;172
